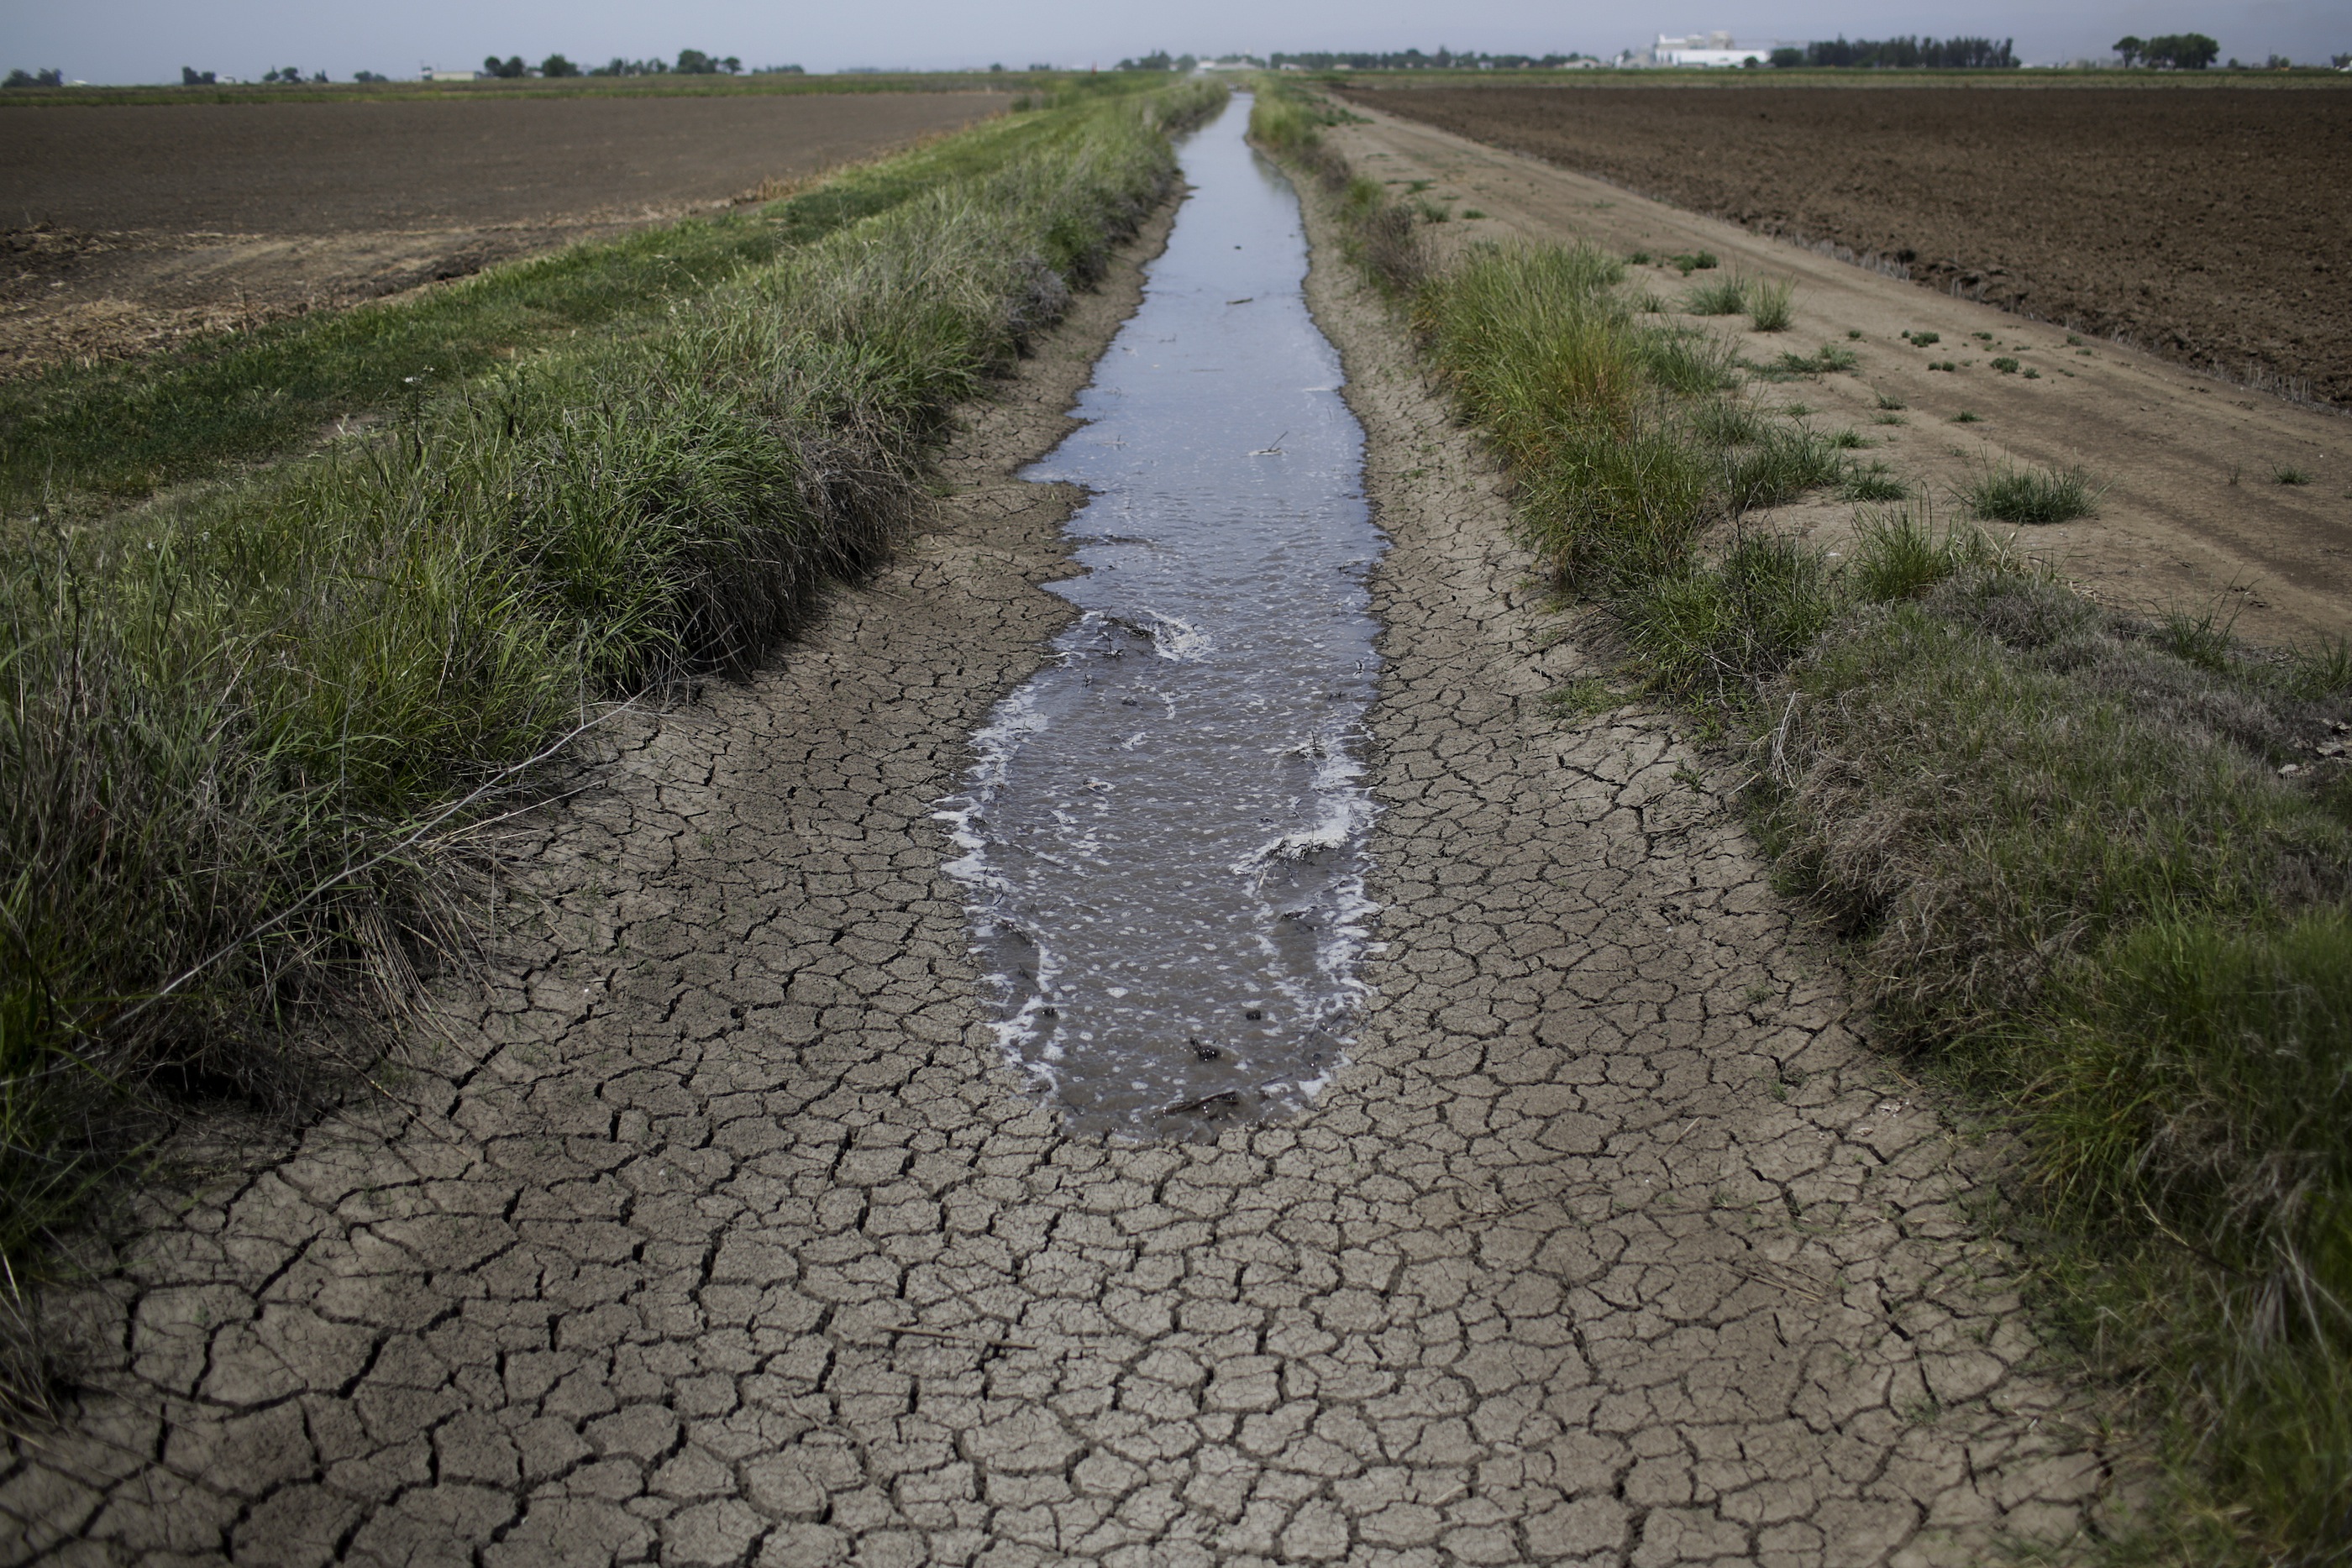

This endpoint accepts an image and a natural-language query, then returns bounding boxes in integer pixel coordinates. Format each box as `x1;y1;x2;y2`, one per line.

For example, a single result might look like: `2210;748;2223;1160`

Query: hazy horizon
2;0;2344;84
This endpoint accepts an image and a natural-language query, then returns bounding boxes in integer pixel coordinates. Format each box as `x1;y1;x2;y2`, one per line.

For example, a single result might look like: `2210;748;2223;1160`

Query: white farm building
1646;32;1772;66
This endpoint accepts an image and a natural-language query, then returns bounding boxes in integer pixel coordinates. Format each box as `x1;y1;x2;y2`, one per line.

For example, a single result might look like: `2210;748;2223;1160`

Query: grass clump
1667;250;1719;274
2272;464;2313;485
1770;345;1858;377
1840;465;1908;502
0;79;1227;1405
1725;426;1845;510
1746;277;1795;332
1961;461;2101;524
1683;274;1750;316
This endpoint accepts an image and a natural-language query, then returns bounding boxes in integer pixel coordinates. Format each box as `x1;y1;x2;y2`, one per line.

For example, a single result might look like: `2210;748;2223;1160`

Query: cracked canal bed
939;95;1384;1139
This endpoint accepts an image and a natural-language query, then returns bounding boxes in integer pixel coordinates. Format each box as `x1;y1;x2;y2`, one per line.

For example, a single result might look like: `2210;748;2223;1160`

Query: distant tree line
176;66;335;83
484;50;747;79
1266;48;1593;70
3;68;63;87
1115;51;1199;71
1791;36;2016;68
2113;34;2222;68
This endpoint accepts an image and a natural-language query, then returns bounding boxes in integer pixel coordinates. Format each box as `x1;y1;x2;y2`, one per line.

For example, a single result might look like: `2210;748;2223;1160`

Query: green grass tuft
1683;275;1750;316
1962;462;2101;524
1746;278;1795;332
1840;465;1909;502
1725;427;1845;510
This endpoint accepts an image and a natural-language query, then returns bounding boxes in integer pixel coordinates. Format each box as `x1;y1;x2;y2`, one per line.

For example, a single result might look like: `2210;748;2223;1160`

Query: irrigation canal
939;95;1387;1138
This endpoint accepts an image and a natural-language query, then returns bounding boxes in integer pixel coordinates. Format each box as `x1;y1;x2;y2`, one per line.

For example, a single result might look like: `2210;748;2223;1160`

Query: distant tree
1805;34;2013;68
2334;52;2350;67
2264;52;2292;68
482;55;528;78
723;55;742;72
3;67;62;87
540;53;580;77
310;70;328;81
752;64;806;74
2144;32;2220;68
989;62;1005;71
675;49;720;74
353;70;387;82
181;66;216;84
1769;46;1803;67
2113;35;2144;66
1266;48;1584;70
1118;50;1176;71
260;66;308;83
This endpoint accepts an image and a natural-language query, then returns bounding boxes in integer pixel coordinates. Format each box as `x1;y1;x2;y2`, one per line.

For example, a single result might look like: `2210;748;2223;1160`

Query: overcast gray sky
3;0;2344;82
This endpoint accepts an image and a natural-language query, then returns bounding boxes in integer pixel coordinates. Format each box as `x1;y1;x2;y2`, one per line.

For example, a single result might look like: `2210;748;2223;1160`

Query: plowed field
1338;83;2352;406
0;91;1009;375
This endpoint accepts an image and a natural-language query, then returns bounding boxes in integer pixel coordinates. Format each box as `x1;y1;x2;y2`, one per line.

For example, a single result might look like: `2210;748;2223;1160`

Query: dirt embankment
0;92;1010;375
1340;83;2352;406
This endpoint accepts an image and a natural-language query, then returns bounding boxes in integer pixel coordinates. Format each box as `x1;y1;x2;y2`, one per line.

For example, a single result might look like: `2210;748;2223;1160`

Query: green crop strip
0;77;1228;1410
0;79;1165;511
1253;74;2352;1565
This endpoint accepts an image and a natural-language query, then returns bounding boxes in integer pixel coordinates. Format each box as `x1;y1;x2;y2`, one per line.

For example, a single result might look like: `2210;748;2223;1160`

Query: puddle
937;95;1385;1140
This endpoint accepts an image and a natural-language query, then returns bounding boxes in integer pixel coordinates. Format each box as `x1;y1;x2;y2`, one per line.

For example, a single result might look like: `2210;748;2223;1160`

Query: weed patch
1962;462;2100;524
1755;345;1857;380
1746;278;1795;332
1683;275;1750;316
1840;465;1908;501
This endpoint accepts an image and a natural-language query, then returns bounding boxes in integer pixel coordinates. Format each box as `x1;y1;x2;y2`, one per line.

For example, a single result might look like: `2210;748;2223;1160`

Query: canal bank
3;96;2113;1565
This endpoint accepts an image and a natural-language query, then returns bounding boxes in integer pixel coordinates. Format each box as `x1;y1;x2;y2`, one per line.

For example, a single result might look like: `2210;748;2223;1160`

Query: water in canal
937;95;1385;1139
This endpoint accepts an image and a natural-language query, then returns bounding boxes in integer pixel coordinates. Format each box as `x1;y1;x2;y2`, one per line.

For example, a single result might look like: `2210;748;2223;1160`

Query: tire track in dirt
1;170;2113;1567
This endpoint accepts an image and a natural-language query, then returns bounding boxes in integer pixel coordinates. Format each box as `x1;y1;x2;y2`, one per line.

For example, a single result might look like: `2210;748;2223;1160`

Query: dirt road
1327;100;2352;647
0;92;1009;375
1339;82;2352;409
1;169;2113;1565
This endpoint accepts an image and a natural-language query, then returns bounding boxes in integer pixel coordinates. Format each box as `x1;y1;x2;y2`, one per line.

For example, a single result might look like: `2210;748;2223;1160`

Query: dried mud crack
2;180;2114;1565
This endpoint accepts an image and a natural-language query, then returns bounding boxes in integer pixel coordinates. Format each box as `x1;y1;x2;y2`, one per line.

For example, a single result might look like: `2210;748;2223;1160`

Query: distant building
1635;32;1773;67
421;66;479;81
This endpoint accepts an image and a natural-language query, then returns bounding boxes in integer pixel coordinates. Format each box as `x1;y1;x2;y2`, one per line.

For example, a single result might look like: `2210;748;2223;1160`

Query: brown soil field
0;92;1010;375
1325;98;2352;647
1337;83;2352;407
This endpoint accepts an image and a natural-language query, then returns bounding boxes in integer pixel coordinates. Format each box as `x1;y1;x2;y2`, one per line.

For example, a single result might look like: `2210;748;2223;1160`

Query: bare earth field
1324;98;2352;648
1338;82;2352;409
0;92;1010;375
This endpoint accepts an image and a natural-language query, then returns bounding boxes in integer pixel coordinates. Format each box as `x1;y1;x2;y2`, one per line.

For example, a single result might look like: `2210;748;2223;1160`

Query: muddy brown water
939;95;1385;1138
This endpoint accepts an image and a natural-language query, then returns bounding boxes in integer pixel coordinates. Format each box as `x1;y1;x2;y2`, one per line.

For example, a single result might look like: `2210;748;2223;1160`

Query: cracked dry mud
3;176;2114;1566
